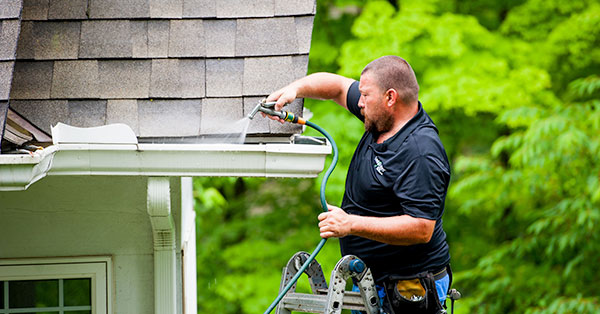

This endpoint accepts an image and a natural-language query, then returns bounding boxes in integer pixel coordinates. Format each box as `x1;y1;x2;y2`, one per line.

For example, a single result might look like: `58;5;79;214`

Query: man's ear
386;89;398;107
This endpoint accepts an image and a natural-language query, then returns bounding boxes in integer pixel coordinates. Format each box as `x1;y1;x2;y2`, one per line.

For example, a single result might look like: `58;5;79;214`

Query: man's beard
364;111;394;136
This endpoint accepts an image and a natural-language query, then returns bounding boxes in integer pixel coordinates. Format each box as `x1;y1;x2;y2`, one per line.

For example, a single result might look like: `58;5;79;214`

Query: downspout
147;177;177;314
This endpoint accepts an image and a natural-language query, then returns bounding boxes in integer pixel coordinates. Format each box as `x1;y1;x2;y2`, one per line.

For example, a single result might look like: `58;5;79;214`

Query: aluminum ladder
275;252;382;314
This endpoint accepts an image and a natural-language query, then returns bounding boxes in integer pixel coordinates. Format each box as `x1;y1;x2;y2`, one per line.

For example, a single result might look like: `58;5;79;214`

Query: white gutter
0;146;58;191
0;124;331;191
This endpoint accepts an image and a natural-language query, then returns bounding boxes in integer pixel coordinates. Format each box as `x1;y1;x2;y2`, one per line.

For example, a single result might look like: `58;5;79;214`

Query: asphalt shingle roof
0;0;20;104
3;0;315;140
0;0;22;143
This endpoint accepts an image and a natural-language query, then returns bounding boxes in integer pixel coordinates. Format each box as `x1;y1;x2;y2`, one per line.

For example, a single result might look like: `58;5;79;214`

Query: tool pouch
382;271;444;314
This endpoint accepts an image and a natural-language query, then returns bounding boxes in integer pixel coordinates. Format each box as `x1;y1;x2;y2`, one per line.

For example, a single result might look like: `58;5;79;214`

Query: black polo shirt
340;81;451;282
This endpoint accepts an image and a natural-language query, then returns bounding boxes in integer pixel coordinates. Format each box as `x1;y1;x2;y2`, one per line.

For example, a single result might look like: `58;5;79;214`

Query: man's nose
358;96;365;108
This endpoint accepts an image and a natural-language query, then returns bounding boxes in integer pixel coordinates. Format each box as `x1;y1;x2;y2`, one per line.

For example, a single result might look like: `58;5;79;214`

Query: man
267;56;451;314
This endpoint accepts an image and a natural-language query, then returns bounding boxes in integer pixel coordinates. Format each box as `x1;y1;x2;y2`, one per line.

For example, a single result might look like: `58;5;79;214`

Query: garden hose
250;105;339;314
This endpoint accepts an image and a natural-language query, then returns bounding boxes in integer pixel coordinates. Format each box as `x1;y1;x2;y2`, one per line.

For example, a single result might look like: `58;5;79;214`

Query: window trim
0;256;112;314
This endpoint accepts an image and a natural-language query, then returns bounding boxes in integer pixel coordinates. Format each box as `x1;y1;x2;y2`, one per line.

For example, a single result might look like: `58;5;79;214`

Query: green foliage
500;0;592;41
339;0;560;116
450;76;600;313
308;0;364;74
194;0;600;313
194;177;345;313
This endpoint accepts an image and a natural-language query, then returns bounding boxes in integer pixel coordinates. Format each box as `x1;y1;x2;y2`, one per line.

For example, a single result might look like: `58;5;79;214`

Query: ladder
275;252;382;314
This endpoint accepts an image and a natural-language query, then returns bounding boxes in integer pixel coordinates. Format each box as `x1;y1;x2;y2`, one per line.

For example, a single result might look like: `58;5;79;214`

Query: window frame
0;256;112;314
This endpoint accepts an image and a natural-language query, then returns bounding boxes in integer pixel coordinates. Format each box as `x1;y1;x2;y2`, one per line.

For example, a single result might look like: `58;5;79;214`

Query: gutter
0;146;58;191
0;124;331;191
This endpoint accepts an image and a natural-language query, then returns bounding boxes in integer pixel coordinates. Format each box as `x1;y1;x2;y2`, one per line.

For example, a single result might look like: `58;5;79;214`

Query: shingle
149;59;180;98
106;99;139;134
0;61;14;100
0;0;23;19
22;0;48;20
9;100;69;133
68;100;107;127
34;21;80;60
178;59;205;98
10;61;53;99
131;21;148;58
243;97;269;134
168;20;204;57
292;54;309;80
51;60;99;99
48;0;88;20
0;20;20;61
98;60;151;99
88;0;149;19
80;20;132;58
200;97;243;134
138;99;201;137
206;58;243;97
204;19;235;57
183;0;215;18
16;21;34;59
243;56;294;96
268;98;302;134
15;22;34;59
150;0;182;18
216;0;274;18
148;20;169;58
235;17;297;56
274;0;315;16
149;59;205;98
295;16;314;54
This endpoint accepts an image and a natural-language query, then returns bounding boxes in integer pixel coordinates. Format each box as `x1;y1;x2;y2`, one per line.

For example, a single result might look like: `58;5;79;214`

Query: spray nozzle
247;100;278;120
247;99;306;124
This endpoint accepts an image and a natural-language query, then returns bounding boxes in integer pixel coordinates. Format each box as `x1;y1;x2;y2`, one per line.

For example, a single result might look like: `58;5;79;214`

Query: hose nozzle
247;100;306;124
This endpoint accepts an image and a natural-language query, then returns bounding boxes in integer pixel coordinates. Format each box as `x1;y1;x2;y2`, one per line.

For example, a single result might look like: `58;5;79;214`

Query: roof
1;0;316;142
0;0;22;143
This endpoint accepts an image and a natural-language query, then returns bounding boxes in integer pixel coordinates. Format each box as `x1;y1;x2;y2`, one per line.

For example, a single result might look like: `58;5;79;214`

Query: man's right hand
267;84;298;111
262;84;299;122
260;72;354;122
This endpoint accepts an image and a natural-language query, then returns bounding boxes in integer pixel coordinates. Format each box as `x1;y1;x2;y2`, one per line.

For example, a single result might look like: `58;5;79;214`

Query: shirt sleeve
346;80;364;122
393;155;450;220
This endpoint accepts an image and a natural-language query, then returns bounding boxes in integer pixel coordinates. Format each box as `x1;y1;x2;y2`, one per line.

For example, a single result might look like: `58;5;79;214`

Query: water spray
249;99;339;314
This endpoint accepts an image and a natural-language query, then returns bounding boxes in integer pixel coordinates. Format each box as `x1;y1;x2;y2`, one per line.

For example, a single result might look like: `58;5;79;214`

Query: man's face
358;72;393;135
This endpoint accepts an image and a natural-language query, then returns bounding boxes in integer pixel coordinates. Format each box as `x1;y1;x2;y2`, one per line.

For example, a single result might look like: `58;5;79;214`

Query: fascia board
0;142;331;191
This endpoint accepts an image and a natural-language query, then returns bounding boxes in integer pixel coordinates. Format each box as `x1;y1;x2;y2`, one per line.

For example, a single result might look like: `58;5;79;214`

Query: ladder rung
281;291;368;313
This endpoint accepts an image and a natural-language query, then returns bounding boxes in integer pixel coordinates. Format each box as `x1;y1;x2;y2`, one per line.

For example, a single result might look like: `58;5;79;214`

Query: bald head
361;56;419;105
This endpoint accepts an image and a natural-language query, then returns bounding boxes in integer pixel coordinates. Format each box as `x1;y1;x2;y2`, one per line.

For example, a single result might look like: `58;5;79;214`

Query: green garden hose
262;119;339;314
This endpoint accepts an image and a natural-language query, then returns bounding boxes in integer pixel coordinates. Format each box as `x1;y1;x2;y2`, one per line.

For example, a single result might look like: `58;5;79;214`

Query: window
0;257;111;314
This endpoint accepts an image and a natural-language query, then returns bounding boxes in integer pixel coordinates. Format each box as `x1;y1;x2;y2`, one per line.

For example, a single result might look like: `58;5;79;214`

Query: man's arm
267;72;355;111
318;205;436;245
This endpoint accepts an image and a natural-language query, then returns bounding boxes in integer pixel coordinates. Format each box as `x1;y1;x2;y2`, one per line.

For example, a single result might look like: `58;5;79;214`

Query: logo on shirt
374;156;386;175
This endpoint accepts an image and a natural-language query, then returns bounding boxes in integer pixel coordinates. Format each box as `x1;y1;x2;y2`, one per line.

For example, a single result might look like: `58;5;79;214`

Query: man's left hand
318;205;353;238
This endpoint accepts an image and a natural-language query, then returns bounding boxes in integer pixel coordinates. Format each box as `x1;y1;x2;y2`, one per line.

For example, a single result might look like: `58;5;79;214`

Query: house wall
0;175;186;314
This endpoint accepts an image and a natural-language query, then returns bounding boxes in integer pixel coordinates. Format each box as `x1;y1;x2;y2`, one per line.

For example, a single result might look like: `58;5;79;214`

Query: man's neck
375;104;419;144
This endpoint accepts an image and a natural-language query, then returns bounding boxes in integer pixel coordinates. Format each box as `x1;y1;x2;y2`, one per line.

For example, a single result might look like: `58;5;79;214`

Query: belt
432;267;448;281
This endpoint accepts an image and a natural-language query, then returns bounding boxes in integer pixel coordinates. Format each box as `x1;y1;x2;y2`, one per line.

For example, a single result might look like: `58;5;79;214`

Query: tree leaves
193;1;600;313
